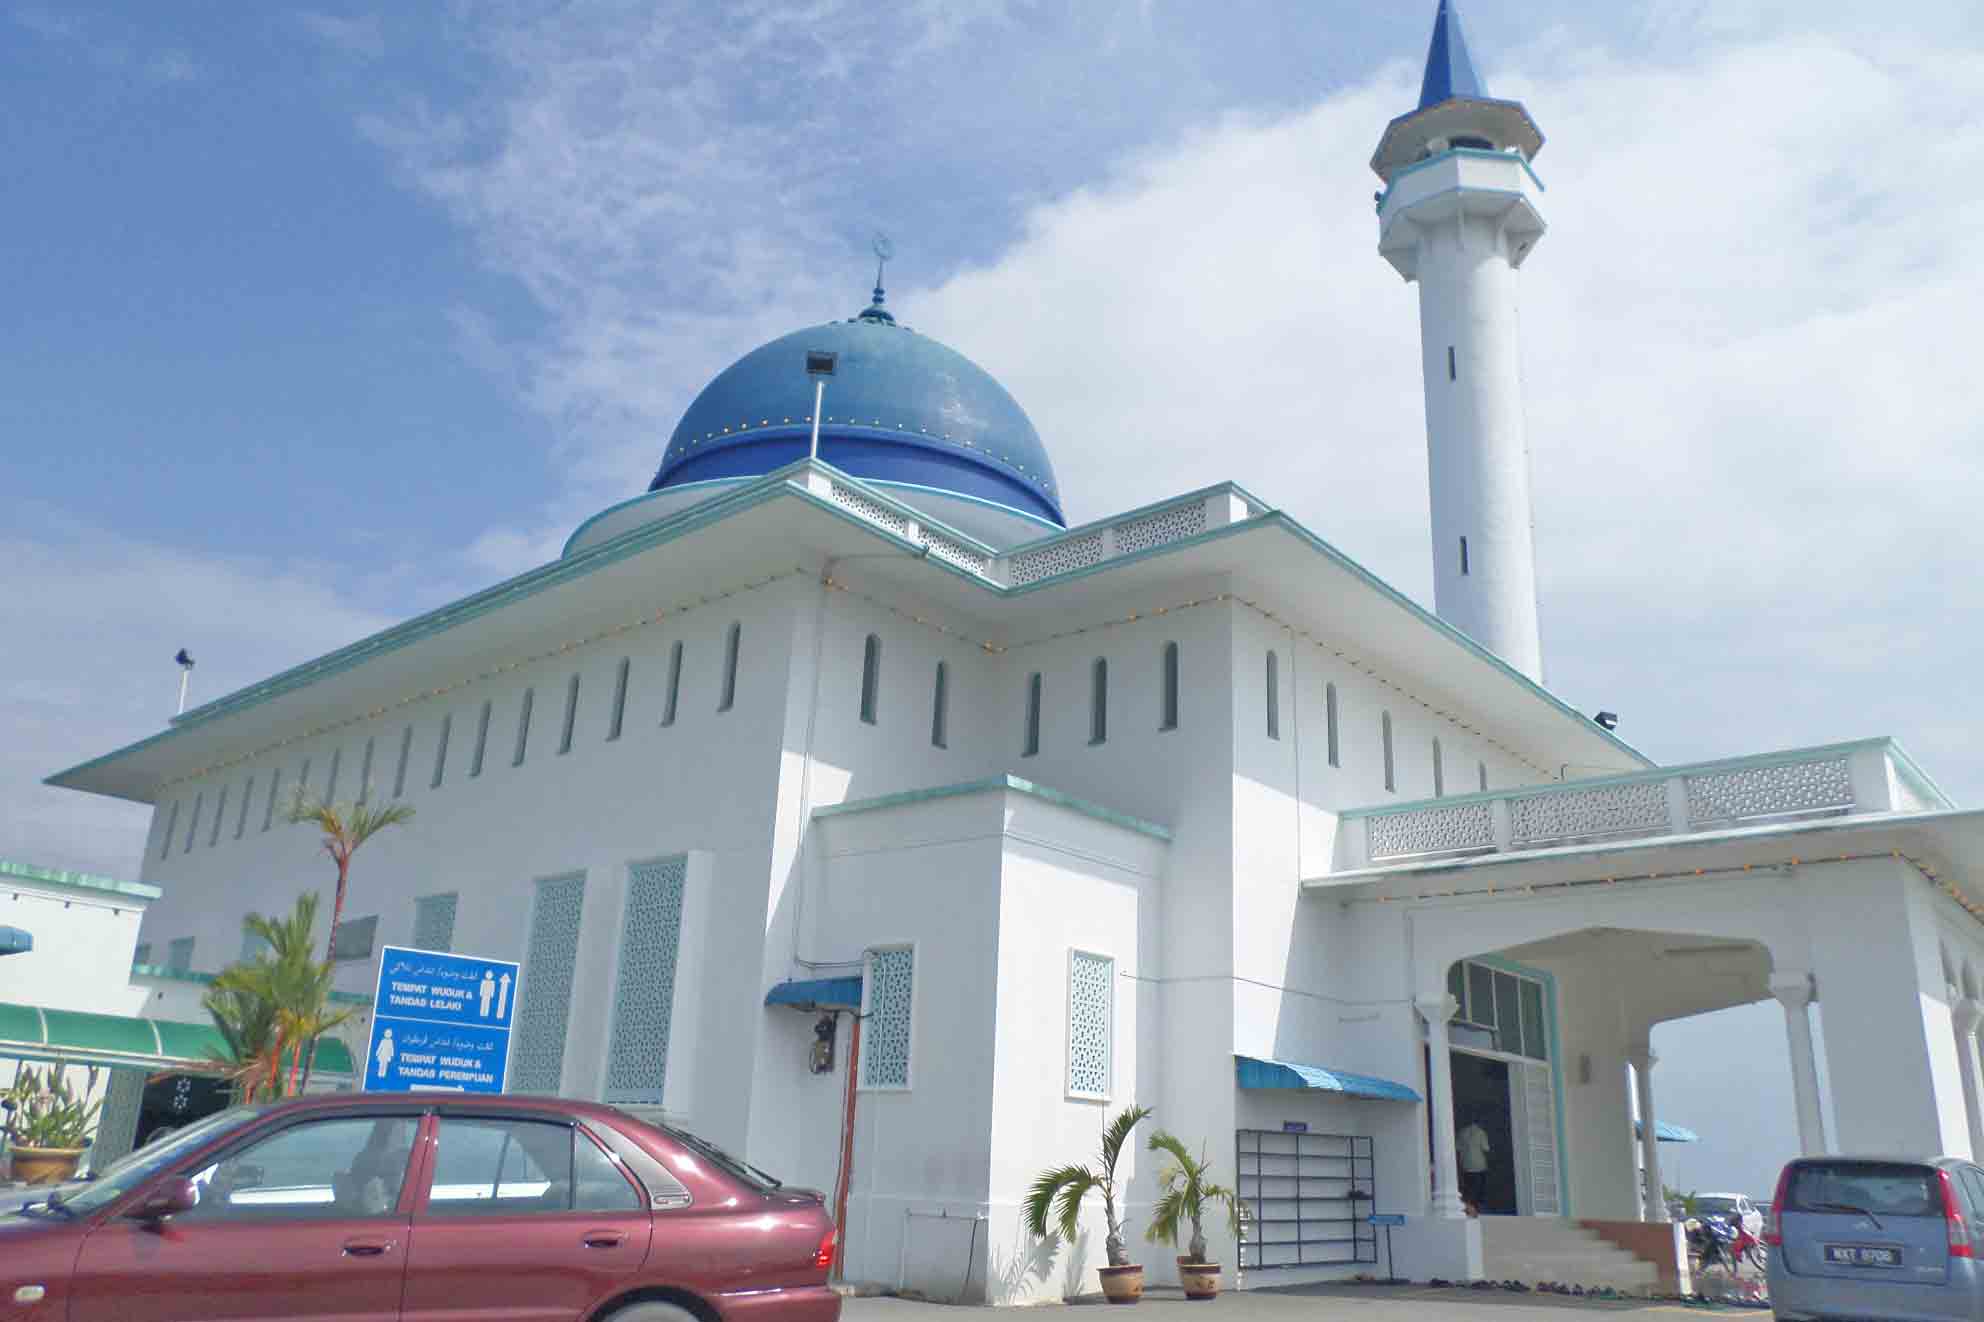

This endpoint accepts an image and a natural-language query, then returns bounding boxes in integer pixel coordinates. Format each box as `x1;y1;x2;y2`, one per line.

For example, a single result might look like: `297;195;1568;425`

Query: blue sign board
1281;1121;1309;1133
1367;1213;1407;1227
363;944;520;1094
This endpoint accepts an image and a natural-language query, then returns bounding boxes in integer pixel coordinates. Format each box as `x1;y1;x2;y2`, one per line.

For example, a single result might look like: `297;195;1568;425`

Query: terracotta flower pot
1179;1263;1221;1300
9;1145;85;1186
1098;1264;1145;1304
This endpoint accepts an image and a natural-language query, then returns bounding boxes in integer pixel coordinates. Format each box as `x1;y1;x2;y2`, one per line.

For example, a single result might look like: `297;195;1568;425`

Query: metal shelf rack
1235;1130;1377;1269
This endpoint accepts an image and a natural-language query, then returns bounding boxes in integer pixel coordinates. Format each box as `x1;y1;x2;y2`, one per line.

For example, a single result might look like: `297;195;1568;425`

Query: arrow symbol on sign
497;972;512;1019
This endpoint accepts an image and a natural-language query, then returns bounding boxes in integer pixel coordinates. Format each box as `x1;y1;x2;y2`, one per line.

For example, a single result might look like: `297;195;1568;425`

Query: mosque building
24;0;1984;1297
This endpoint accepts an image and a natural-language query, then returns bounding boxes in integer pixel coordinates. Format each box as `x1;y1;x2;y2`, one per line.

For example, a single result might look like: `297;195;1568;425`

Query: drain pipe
831;1009;863;1280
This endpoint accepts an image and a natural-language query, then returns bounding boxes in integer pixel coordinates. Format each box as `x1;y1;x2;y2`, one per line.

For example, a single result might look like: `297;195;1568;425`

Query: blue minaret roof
1417;0;1485;109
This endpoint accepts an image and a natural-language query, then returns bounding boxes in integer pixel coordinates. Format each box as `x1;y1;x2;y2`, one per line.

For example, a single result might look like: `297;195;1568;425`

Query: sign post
363;944;520;1094
1368;1213;1407;1284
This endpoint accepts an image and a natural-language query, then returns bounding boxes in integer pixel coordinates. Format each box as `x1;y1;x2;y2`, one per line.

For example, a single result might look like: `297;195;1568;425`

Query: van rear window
1787;1162;1942;1217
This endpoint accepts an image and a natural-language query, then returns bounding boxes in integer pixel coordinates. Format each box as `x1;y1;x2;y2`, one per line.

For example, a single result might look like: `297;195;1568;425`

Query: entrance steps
1478;1217;1663;1291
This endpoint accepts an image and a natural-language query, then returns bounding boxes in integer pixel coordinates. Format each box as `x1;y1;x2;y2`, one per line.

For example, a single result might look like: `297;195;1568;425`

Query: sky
4;0;1983;1199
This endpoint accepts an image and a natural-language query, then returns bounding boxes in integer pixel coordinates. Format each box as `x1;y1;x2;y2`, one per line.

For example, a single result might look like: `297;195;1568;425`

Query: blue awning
1636;1119;1701;1143
1235;1053;1422;1102
764;976;863;1010
0;927;30;956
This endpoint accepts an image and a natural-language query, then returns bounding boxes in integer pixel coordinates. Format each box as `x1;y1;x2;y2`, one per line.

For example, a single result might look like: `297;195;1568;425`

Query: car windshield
44;1107;268;1217
1696;1197;1739;1216
1787;1163;1942;1218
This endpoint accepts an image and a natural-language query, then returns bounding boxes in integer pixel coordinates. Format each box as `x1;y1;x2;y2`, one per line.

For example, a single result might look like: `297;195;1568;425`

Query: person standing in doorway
1458;1110;1492;1216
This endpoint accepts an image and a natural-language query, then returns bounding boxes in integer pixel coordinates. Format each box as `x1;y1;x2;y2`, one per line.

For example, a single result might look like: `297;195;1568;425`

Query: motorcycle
1687;1213;1742;1276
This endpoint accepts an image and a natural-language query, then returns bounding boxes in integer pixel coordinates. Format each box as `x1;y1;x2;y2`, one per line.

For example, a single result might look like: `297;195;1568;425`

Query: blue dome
649;303;1064;526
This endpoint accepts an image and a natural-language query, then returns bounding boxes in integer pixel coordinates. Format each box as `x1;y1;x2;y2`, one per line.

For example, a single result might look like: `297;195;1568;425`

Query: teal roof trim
814;774;1172;841
49;461;1648;793
1234;1053;1421;1102
0;858;160;902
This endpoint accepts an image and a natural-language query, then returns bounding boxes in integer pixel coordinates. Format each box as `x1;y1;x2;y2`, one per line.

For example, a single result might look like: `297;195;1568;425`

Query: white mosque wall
0;873;148;1018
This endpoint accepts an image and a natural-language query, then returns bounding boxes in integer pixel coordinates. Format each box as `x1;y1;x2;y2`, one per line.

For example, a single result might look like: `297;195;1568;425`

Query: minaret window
393;725;413;798
719;623;741;712
470;702;492;777
1382;712;1396;793
513;688;535;766
184;793;202;853
209;786;227;847
860;635;882;725
1325;683;1340;767
159;800;179;859
1460;536;1470;575
236;777;253;838
263;769;281;831
1447;346;1457;381
1160;642;1179;732
432;714;452;788
357;737;375;804
663;641;684;727
1479;761;1489;792
559;673;581;754
1433;738;1445;798
608;658;630;741
931;662;948;749
1023;673;1042;758
1089;658;1108;746
325;748;342;803
1266;651;1281;741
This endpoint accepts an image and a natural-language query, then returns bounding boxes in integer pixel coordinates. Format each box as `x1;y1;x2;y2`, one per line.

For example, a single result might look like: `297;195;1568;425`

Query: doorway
1451;1051;1519;1215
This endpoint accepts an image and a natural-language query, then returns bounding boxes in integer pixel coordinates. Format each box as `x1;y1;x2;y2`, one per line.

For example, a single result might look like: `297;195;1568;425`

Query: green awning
0;1002;354;1076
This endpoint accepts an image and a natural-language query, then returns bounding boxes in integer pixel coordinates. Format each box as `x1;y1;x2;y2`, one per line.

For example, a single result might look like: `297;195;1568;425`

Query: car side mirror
132;1177;199;1225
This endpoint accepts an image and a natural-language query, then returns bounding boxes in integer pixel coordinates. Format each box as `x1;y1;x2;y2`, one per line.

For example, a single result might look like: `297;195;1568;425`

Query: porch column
1770;971;1828;1156
1953;996;1984;1162
1417;993;1467;1220
1628;1045;1665;1222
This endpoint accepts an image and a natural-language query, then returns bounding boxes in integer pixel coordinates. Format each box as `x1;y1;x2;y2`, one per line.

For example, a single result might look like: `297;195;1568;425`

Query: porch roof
764;976;863;1011
0;926;30;956
1235;1053;1422;1102
1638;1119;1701;1143
0;1001;355;1076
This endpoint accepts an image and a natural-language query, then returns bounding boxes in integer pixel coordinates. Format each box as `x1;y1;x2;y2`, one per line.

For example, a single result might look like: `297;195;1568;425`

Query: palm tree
1024;1104;1151;1267
1143;1132;1239;1264
207;894;359;1099
286;786;411;1085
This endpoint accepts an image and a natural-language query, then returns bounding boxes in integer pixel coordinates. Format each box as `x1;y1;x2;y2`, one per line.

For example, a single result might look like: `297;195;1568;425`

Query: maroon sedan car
1;1093;841;1322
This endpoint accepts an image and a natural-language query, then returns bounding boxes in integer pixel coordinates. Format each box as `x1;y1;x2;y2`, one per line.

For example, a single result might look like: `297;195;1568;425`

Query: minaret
1374;0;1547;682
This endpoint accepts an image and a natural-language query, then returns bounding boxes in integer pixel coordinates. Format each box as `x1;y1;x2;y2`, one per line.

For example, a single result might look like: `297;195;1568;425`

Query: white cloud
1;520;394;879
295;11;385;61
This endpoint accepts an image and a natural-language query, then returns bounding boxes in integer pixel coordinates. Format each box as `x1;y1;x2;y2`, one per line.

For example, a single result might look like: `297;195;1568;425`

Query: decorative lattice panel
1366;802;1495;859
92;1068;148;1169
510;873;586;1093
1067;952;1113;1097
921;531;989;575
1685;757;1853;825
413;892;458;953
1510;780;1668;845
830;482;910;536
1523;1061;1562;1215
1008;533;1105;586
863;947;915;1088
1114;501;1208;555
604;856;689;1105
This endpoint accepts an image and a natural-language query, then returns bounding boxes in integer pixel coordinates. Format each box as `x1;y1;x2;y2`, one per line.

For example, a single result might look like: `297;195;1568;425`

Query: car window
425;1117;639;1216
1958;1167;1984;1216
1786;1162;1942;1217
1696;1197;1738;1217
45;1107;267;1217
181;1116;418;1222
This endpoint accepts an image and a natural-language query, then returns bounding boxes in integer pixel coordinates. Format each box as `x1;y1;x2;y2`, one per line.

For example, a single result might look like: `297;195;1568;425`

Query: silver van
1769;1156;1984;1321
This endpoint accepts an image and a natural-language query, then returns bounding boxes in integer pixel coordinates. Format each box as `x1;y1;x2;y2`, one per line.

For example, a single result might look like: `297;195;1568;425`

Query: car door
69;1110;425;1322
400;1112;653;1322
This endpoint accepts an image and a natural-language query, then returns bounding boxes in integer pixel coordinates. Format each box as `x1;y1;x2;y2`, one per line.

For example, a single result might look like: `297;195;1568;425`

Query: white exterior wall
1408;211;1544;682
0;879;148;1018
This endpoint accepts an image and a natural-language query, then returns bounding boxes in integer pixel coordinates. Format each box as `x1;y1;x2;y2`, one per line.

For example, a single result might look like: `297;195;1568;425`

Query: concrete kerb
841;1283;1764;1318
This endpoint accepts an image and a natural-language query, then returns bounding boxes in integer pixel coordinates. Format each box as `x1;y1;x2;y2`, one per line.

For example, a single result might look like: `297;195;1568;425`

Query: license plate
1824;1244;1902;1267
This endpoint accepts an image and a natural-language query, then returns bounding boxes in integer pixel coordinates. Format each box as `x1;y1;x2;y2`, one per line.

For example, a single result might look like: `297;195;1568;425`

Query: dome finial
859;232;897;324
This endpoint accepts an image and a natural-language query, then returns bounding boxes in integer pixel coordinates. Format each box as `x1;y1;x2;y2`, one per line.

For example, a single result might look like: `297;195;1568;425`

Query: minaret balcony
1377;147;1547;281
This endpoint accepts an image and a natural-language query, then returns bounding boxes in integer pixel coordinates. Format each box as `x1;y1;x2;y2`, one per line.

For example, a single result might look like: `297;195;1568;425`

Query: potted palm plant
1144;1132;1240;1300
3;1062;103;1185
1025;1105;1152;1304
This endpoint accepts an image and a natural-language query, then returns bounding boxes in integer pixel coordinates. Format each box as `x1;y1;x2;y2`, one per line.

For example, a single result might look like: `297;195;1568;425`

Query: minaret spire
1417;0;1484;109
1372;1;1549;682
